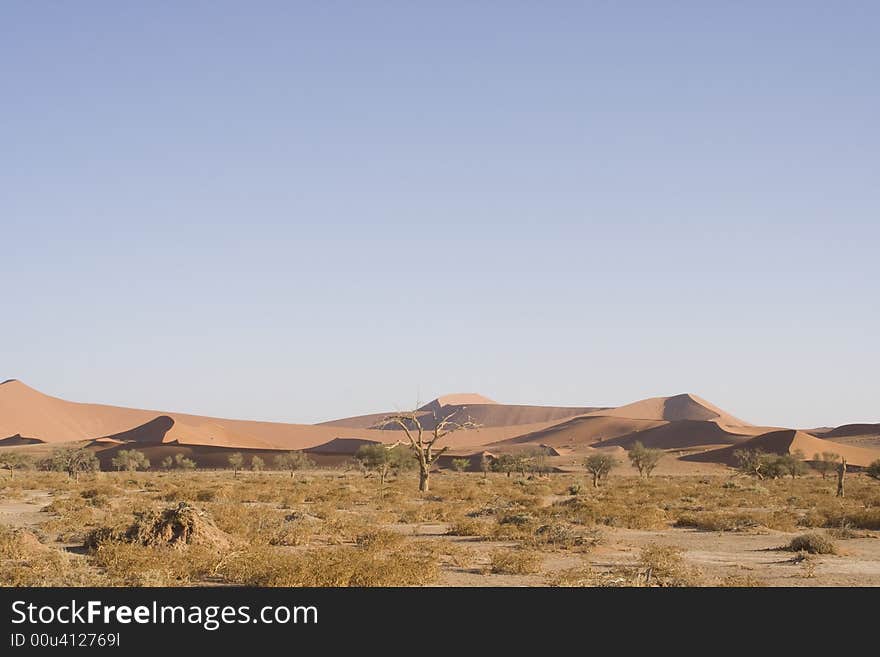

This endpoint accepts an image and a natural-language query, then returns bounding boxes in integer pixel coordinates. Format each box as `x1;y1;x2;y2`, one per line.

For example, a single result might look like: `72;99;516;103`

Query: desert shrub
489;549;542;575
867;460;880;481
216;545;437;586
815;508;880;531
674;511;758;532
827;526;866;539
638;543;699;586
556;497;668;529
446;518;495;538
674;510;795;533
85;502;234;552
529;522;600;551
719;573;765;587
547;566;597;587
450;458;470;472
355;529;405;550
784;533;837;555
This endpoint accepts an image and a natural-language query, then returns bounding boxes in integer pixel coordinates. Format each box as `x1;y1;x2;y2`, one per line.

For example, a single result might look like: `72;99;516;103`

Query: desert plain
1;379;879;587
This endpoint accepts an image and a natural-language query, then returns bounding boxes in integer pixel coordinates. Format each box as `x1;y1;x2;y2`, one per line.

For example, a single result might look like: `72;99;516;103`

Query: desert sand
1;379;878;470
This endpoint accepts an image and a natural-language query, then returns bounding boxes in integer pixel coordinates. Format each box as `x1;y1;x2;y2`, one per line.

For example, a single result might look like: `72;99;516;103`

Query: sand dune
813;423;880;438
589;393;750;426
595;419;762;450
0;380;576;455
5;380;876;469
489;415;665;448
684;429;880;468
322;395;601;430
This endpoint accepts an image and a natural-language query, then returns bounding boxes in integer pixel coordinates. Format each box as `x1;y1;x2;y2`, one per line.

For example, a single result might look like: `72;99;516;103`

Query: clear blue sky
2;2;877;427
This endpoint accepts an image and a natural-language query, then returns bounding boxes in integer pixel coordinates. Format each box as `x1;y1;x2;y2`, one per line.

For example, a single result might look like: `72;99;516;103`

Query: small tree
47;447;99;481
584;453;617;488
493;454;518;478
251;455;265;472
228;452;244;478
0;452;33;479
628;441;664;479
111;449;150;472
479;454;492;479
380;409;479;492
274;451;313;478
451;458;470;472
523;449;551;476
734;449;768;479
173;453;196;470
160;455;173;470
355;444;392;486
779;450;807;479
813;452;841;479
837;458;847;498
866;459;880;481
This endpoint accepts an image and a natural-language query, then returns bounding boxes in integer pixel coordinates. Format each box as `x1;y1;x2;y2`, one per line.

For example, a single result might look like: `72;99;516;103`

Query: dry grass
489;548;543;575
1;467;878;587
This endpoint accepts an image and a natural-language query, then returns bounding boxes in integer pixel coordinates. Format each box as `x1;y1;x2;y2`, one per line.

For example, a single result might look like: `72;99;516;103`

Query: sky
1;2;877;428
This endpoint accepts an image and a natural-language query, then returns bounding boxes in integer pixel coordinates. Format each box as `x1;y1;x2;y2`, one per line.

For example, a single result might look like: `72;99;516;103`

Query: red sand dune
489;415;665;448
588;393;751;426
594;419;760;450
4;380;877;469
684;429;880;468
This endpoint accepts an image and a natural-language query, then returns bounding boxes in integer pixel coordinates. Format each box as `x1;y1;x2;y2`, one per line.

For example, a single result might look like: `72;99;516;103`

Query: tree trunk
592;472;599;488
419;469;429;492
837;459;846;498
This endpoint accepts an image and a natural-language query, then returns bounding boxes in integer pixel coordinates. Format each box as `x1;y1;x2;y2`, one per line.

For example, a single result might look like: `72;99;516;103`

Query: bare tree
380;409;479;492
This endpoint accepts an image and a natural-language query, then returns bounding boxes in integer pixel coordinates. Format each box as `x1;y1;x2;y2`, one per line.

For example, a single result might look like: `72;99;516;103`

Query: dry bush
86;502;234;552
0;525;97;586
88;542;222;586
674;510;796;533
216;544;438;586
355;529;405;550
528;522;601;551
446;518;495;539
718;573;765;587
547;566;597;587
638;543;701;586
784;533;838;555
489;549;543;575
554;497;668;529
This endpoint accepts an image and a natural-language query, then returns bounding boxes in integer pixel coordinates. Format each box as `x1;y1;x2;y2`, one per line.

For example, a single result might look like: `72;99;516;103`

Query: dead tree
380;409;479;492
836;458;847;498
